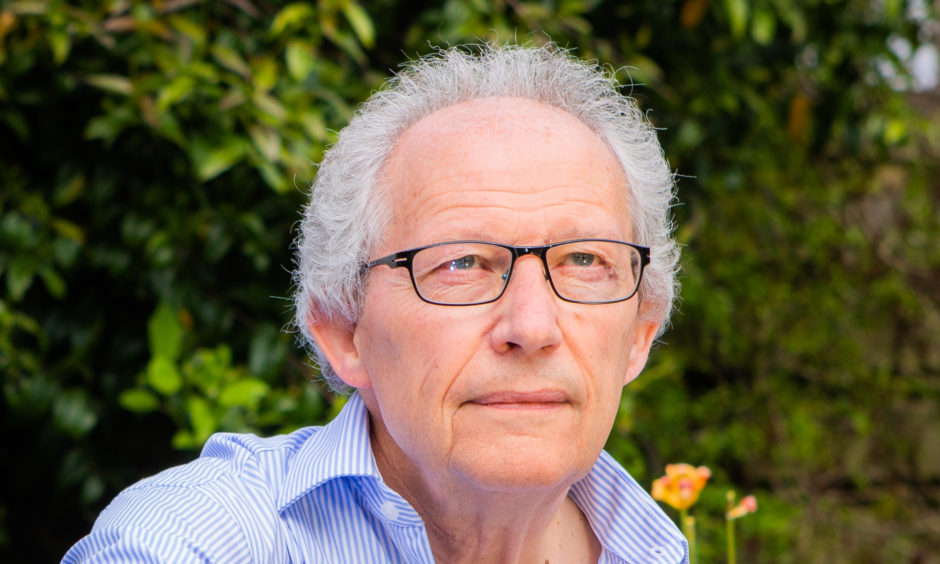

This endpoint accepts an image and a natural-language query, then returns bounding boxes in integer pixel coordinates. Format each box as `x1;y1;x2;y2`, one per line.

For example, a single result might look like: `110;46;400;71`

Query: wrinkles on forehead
377;97;632;251
405;187;628;244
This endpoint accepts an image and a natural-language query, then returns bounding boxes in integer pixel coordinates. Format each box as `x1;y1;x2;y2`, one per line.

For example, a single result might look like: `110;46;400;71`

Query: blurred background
1;0;938;562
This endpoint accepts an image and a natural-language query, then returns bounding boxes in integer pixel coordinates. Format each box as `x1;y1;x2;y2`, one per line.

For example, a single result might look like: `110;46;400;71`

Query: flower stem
681;510;697;564
727;515;736;564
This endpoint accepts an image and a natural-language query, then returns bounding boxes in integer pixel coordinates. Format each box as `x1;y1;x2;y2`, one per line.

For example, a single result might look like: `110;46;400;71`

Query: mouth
467;390;569;410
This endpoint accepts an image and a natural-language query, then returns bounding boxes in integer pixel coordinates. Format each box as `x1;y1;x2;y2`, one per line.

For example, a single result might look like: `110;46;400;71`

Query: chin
451;439;596;494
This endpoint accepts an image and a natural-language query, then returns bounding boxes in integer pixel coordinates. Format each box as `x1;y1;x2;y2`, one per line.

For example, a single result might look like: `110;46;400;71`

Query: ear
623;319;660;387
307;312;372;389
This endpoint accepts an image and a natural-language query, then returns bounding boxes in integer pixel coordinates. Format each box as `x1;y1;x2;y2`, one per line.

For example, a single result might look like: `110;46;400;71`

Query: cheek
564;307;636;377
357;297;487;402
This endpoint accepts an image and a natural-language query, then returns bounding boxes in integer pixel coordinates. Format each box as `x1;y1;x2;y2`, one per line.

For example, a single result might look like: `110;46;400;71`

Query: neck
418;490;600;564
368;414;601;563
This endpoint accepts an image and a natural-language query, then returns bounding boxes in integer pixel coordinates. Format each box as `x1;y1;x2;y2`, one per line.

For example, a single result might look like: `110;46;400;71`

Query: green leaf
84;111;131;144
1;212;35;247
751;8;776;46
251;91;287;122
6;257;34;301
187;396;216;442
84;74;134;96
219;378;270;408
48;29;70;64
2;108;31;140
184;345;233;392
156;75;195;111
81;475;105;506
53;389;97;438
147;355;183;395
3;370;54;416
168;14;207;46
320;18;365;64
724;0;748;39
38;267;65;298
251;55;278;91
50;218;85;242
52;173;86;207
52;236;81;267
882;0;903;19
884;118;907;145
247;124;281;161
155;108;185;146
129;2;152;22
285;40;316;82
118;388;160;413
211;43;250;78
171;430;198;450
270;3;315;37
256;162;289;193
248;323;287;376
148;303;183;360
190;136;248;181
299;109;328;141
341;2;375;48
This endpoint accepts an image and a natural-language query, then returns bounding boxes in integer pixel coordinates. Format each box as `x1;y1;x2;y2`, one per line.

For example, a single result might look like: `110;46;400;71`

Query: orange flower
651;463;711;511
726;495;758;520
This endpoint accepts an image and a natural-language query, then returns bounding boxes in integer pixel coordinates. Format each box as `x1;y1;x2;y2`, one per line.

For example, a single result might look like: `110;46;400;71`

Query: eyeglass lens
409;241;642;305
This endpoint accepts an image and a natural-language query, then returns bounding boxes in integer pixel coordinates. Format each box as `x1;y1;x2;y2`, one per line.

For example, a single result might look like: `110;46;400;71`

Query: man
65;44;686;563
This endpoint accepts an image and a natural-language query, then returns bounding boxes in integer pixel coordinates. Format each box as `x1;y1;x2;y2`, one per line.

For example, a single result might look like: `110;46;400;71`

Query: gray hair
293;43;680;393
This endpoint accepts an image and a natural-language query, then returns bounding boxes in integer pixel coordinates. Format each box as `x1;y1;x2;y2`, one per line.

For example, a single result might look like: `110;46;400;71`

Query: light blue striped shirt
64;393;688;563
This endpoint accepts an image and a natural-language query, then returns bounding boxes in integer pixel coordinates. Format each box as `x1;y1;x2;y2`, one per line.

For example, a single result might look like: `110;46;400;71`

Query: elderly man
64;44;686;563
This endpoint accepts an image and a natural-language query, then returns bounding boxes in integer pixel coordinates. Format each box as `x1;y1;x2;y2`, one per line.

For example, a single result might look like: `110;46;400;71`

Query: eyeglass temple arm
366;253;411;270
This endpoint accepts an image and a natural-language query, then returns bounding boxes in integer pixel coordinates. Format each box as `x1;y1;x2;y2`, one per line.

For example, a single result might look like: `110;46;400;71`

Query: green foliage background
1;0;938;561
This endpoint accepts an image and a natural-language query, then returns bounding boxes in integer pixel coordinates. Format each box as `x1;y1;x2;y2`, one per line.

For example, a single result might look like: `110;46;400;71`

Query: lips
468;389;569;408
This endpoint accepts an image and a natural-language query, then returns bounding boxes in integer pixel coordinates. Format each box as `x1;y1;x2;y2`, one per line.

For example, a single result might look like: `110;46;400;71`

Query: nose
488;255;563;355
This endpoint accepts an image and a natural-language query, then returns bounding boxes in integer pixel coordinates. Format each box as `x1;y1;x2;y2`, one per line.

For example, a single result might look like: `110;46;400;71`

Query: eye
446;255;481;271
567;252;597;267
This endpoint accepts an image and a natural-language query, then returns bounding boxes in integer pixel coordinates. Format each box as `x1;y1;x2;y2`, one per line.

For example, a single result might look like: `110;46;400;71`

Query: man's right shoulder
62;426;323;563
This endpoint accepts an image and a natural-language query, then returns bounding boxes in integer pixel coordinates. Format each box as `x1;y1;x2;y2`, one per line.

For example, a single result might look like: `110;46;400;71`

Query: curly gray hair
293;43;680;393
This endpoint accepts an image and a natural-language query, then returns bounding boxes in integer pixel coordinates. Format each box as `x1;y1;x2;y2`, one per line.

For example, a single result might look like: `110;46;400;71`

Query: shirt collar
277;392;380;511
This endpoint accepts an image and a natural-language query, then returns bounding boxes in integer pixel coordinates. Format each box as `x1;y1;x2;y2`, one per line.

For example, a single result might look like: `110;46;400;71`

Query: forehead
379;97;631;248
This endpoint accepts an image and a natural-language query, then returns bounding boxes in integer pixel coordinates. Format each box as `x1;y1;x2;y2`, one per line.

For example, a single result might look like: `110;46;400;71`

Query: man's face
320;97;659;497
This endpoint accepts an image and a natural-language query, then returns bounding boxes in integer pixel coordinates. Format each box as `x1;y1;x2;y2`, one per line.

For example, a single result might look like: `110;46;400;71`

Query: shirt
63;392;688;563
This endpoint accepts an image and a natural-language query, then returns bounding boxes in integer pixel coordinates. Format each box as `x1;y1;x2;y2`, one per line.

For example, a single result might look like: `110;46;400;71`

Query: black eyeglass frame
365;238;651;306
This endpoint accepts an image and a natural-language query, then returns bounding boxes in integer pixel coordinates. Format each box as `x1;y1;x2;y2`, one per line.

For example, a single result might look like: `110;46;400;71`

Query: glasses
366;239;650;306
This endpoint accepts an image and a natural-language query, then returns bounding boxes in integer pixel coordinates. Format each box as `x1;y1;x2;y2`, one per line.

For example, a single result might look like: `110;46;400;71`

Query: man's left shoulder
572;451;689;564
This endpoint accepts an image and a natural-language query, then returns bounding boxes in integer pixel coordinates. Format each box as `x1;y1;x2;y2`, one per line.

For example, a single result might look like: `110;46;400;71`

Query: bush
1;1;937;561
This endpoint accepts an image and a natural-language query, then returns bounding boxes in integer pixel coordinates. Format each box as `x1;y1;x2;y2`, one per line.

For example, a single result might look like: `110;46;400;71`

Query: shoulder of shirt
573;450;689;564
63;426;326;563
144;426;322;487
95;426;322;510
